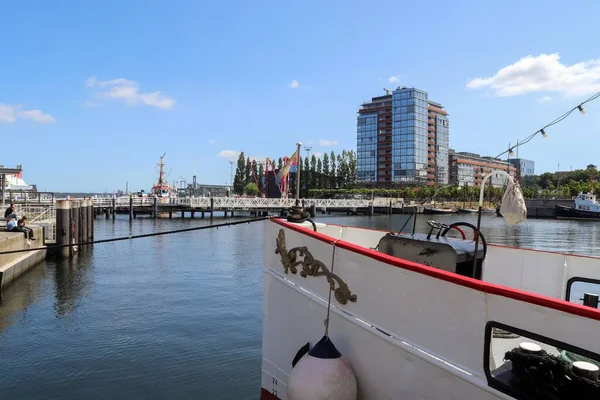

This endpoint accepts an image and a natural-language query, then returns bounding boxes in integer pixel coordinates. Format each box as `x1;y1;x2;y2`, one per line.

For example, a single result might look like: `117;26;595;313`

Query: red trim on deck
260;388;280;400
271;218;600;321
323;221;600;260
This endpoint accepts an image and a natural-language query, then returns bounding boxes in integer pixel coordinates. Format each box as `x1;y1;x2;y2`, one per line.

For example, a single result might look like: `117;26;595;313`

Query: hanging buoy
288;335;357;400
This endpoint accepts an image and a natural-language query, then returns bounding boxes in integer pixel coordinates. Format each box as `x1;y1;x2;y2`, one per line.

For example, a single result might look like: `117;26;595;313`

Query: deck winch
376;220;487;279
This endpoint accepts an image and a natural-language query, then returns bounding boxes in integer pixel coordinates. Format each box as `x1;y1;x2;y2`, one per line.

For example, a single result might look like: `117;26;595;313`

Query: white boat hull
261;219;600;399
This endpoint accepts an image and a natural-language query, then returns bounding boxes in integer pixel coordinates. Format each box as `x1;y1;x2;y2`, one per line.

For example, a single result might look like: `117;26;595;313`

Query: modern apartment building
449;150;517;188
356;87;449;187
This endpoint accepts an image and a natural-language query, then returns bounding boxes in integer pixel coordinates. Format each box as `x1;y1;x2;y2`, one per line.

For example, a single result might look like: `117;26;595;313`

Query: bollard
80;199;88;245
71;200;80;256
56;200;71;258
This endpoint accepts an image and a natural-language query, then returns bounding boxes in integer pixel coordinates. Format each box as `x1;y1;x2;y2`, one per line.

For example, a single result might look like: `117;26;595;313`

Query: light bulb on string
578;105;585;114
541;129;547;138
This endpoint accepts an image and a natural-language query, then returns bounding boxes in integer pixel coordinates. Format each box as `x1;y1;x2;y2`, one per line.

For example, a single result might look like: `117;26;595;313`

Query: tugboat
151;153;174;204
556;192;600;220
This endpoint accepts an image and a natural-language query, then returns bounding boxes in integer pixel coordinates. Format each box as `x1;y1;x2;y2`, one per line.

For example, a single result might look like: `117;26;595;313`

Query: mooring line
0;216;273;256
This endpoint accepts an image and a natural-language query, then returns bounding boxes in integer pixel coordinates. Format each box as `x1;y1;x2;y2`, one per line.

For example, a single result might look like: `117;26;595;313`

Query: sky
2;0;600;192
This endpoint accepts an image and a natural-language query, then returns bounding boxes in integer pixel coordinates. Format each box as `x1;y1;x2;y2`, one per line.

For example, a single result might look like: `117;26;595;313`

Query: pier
91;196;405;219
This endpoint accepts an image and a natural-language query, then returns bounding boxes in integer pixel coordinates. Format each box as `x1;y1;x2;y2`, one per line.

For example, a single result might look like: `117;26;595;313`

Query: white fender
288;335;357;400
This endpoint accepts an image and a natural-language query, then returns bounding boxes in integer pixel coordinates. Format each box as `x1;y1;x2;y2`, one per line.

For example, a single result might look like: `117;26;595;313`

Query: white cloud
319;139;338;146
466;53;600;97
18;109;56;123
289;80;300;89
217;150;240;159
539;96;552;102
0;104;17;123
0;103;55;124
388;76;400;83
86;76;176;109
208;139;216;144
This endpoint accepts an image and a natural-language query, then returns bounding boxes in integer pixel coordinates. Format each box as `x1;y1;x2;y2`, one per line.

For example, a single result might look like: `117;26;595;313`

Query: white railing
88;196;403;209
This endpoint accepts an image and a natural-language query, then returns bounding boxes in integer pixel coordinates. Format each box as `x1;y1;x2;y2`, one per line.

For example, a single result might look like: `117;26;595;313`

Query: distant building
449;151;516;188
508;158;535;178
356;86;449;187
179;184;230;197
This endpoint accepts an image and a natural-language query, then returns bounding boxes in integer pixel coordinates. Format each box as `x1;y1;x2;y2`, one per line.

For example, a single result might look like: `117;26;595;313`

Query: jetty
92;196;405;219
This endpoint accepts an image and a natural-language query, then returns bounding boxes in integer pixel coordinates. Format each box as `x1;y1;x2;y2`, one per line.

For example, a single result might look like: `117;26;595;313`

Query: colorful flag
277;150;299;179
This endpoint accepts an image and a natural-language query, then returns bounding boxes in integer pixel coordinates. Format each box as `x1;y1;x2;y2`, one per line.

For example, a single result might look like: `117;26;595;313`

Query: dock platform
0;226;46;290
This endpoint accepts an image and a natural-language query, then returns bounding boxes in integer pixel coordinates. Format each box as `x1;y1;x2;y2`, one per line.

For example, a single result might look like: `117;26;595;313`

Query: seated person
7;214;36;241
18;216;36;241
4;202;15;221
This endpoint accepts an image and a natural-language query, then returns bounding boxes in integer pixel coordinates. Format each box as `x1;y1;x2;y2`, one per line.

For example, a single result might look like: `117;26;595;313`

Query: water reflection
0;263;46;332
52;247;94;319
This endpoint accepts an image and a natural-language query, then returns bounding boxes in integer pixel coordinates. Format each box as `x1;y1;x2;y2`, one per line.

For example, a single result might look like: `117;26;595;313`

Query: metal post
87;199;93;240
210;196;214;221
112;197;116;219
129;195;134;220
56;200;71;258
80;199;88;245
295;142;302;206
71;200;80;256
153;196;158;219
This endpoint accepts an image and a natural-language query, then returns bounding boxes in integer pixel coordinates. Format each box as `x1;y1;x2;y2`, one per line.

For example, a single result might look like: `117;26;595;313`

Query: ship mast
157;153;166;186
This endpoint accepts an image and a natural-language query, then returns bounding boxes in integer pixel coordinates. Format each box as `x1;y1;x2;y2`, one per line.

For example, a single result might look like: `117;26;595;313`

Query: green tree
245;157;252;186
233;152;246;195
257;162;265;192
347;150;357;188
316;158;323;189
329;151;336;188
277;157;283;171
245;182;259;196
303;156;310;196
322;153;330;189
310;154;317;191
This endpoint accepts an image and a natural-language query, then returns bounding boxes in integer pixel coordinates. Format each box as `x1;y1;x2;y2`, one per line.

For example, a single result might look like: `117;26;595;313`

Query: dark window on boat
484;321;600;399
565;277;600;309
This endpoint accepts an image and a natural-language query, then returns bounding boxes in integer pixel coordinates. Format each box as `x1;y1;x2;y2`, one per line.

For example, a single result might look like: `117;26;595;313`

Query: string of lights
496;91;600;160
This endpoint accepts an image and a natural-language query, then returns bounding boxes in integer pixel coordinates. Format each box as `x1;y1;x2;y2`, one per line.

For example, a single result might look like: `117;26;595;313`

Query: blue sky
2;0;600;192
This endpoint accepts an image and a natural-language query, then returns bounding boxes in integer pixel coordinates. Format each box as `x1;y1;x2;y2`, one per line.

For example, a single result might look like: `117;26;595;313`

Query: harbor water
1;213;600;399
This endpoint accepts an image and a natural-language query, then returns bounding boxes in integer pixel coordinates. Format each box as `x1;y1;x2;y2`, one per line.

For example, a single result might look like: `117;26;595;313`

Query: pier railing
89;196;403;209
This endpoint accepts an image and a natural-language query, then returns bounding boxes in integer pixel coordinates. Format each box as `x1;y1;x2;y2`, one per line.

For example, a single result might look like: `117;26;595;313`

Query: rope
504;346;600;398
0;216;273;256
324;240;338;337
286;205;317;231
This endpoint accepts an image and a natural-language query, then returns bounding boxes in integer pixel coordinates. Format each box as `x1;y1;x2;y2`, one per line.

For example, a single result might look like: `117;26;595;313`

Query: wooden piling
310;204;316;218
112;197;116;219
80;199;88;244
129;196;134;220
56;199;71;258
73;200;81;256
87;199;94;240
210;197;214;221
153;196;158;219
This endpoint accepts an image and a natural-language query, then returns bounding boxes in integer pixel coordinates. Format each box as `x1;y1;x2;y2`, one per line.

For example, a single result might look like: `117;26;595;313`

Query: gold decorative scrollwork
275;229;357;305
